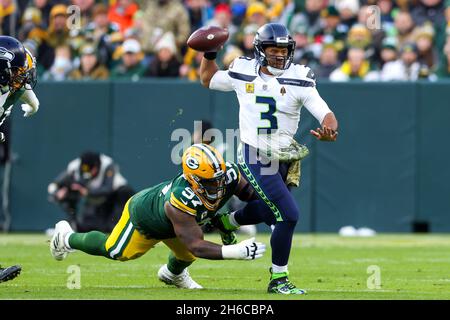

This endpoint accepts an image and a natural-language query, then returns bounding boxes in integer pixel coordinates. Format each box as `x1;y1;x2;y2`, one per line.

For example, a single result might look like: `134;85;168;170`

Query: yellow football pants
104;199;196;262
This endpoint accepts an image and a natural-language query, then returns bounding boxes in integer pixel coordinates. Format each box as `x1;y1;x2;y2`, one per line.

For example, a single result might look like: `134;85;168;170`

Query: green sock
68;231;109;258
167;253;193;275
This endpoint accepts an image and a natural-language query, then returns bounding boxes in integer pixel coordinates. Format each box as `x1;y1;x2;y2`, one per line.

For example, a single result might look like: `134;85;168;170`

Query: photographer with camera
48;151;134;233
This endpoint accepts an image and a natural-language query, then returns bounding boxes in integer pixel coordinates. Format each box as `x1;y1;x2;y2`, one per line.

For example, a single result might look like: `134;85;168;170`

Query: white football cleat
50;220;74;261
157;264;203;289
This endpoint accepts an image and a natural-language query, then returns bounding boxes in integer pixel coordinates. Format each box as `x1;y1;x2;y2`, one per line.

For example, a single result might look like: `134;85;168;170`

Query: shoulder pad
228;56;254;72
294;64;316;82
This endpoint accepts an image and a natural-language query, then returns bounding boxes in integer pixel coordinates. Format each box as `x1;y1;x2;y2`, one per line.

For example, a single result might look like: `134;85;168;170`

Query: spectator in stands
315;43;340;79
380;42;423;80
411;0;446;27
18;7;42;42
245;1;268;28
48;151;134;233
180;46;203;81
346;23;373;51
335;0;359;28
379;37;398;68
69;42;109;80
146;32;181;78
140;0;190;56
19;6;53;72
0;0;20;36
317;5;347;46
108;0;139;34
33;0;55;28
292;23;316;66
330;46;378;81
287;0;323;36
85;4;120;44
1;0;448;81
110;38;146;80
42;45;72;80
378;0;396;26
264;0;289;22
229;0;247;26
394;11;416;47
185;0;212;31
238;23;258;58
413;22;438;69
84;3;122;67
47;4;70;49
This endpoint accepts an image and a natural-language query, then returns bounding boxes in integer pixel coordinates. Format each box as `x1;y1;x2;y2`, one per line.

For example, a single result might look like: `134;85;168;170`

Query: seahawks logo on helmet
0;47;15;62
185;156;200;170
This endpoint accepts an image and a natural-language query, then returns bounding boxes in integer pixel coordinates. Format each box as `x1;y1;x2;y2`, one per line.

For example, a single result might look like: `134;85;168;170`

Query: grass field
1;233;450;300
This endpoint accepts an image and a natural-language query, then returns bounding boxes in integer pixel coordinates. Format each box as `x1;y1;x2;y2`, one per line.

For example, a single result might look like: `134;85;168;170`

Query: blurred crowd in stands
3;0;450;81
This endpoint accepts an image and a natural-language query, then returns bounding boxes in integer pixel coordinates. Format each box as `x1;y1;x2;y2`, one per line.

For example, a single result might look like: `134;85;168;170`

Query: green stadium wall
5;80;450;233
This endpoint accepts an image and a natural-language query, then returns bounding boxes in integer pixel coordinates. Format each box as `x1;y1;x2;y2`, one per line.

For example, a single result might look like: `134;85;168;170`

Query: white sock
228;211;241;228
272;264;288;274
64;232;74;249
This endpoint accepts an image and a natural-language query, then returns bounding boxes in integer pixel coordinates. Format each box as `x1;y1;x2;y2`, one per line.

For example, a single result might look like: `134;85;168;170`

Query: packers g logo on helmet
185;156;200;170
182;144;227;211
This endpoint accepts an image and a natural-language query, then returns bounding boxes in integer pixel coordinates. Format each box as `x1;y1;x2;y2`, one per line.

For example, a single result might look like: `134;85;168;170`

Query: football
187;26;229;52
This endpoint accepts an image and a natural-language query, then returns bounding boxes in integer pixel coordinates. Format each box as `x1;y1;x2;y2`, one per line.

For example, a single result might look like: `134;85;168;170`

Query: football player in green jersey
50;144;265;289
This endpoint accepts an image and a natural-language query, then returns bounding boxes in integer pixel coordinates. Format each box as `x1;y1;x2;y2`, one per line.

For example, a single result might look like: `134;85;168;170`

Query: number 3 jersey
128;161;240;239
209;57;332;153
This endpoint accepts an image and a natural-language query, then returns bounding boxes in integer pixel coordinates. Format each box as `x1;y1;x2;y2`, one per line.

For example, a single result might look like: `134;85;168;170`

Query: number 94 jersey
209;57;331;152
128;161;240;239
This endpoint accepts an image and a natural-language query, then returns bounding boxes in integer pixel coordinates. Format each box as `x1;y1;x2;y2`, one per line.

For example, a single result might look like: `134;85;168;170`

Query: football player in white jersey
0;36;40;143
199;23;338;294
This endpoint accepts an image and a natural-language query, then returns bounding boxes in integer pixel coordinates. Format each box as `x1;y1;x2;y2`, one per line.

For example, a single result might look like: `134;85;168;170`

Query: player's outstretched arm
164;202;265;260
199;53;219;88
19;89;40;117
310;112;339;142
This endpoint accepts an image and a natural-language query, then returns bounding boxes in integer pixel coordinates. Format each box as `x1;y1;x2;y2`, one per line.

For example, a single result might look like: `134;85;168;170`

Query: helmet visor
199;174;226;201
9;66;28;91
263;45;290;70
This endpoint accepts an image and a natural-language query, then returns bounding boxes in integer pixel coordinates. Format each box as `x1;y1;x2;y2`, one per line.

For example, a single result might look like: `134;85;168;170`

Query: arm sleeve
209;70;234;92
300;87;332;124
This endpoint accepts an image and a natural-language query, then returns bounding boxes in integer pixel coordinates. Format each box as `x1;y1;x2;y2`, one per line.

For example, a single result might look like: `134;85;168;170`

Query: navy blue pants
236;143;300;266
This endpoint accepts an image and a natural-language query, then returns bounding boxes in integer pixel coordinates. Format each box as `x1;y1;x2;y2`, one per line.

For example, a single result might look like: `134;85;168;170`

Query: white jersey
210;57;331;153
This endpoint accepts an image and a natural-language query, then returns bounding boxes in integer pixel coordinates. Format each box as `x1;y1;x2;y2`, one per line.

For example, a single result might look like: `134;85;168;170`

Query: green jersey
129;161;241;239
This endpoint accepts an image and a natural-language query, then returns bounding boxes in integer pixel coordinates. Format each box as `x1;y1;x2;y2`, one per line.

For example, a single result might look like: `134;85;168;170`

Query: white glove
221;237;266;260
21;103;38;117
